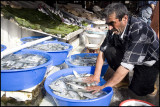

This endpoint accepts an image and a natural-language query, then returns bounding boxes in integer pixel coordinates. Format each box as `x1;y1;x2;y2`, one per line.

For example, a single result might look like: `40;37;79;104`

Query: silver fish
49;70;108;100
66;82;88;92
68;91;81;100
73;70;81;78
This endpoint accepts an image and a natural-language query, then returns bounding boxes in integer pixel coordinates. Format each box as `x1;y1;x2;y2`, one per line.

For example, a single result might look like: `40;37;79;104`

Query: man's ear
122;15;128;21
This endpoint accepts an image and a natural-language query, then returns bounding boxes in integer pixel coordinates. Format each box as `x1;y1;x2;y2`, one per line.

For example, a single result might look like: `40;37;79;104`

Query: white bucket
85;33;105;45
85;44;100;50
119;99;155;106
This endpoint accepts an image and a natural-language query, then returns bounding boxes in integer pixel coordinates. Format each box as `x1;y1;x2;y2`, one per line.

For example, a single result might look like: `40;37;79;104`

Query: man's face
106;12;128;35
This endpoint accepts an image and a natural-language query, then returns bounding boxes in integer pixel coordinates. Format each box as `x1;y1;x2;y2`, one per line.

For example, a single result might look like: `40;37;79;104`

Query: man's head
103;3;129;35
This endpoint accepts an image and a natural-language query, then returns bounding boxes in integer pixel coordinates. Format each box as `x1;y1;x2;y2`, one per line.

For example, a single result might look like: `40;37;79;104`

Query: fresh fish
94;90;108;97
83;92;97;99
70;77;85;83
77;92;84;97
1;53;47;70
70;55;108;66
27;43;69;51
49;70;108;100
66;82;88;92
73;70;80;78
49;79;67;93
68;91;81;100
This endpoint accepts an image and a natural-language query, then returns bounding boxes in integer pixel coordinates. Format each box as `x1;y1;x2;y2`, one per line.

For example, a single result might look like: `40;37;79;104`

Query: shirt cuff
120;62;134;71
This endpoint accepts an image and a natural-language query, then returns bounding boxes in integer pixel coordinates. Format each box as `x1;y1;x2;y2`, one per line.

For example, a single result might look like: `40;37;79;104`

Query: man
84;3;159;96
138;1;157;25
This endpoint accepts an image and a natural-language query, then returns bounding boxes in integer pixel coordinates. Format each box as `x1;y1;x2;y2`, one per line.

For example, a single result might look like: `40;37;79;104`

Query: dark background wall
43;0;139;16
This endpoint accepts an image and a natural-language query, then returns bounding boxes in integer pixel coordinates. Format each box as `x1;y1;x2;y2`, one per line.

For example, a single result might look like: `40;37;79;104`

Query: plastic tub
65;53;109;76
20;36;58;44
1;44;7;52
119;99;155;106
44;67;113;106
1;49;53;91
24;41;73;66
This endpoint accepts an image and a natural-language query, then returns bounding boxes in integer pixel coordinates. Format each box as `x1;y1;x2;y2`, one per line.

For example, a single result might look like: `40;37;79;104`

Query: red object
119;99;155;106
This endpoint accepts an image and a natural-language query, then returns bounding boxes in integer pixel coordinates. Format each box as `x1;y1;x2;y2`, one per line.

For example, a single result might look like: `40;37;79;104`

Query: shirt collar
120;18;129;39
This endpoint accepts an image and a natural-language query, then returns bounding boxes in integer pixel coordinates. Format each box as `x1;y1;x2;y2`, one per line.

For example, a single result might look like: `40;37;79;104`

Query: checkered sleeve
122;22;151;65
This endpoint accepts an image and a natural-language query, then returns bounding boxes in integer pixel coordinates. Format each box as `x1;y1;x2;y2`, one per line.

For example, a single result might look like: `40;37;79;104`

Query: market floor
109;85;159;106
105;67;159;106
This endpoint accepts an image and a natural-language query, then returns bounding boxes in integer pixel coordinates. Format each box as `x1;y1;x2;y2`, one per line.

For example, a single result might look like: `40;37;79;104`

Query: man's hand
83;75;100;84
86;85;105;94
151;4;155;10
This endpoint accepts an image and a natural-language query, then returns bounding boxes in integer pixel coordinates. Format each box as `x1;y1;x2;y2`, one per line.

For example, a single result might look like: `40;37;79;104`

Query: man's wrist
94;73;100;78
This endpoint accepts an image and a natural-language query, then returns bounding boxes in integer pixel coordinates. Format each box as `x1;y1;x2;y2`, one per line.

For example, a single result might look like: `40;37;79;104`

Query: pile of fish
27;43;69;51
49;70;107;100
1;54;47;70
69;55;108;66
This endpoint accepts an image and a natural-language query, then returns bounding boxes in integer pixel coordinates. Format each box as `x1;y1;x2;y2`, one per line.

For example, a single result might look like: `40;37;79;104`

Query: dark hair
103;3;129;21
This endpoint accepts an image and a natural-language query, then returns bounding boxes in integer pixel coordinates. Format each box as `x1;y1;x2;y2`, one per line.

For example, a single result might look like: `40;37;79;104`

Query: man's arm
94;51;105;78
83;51;105;83
102;65;129;88
86;65;129;93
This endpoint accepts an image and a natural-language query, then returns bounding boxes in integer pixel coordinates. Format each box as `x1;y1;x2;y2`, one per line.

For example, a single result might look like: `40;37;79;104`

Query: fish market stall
1;1;159;106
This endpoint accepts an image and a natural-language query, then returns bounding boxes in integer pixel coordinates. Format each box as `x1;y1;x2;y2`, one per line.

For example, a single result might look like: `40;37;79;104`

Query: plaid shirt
100;16;159;70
